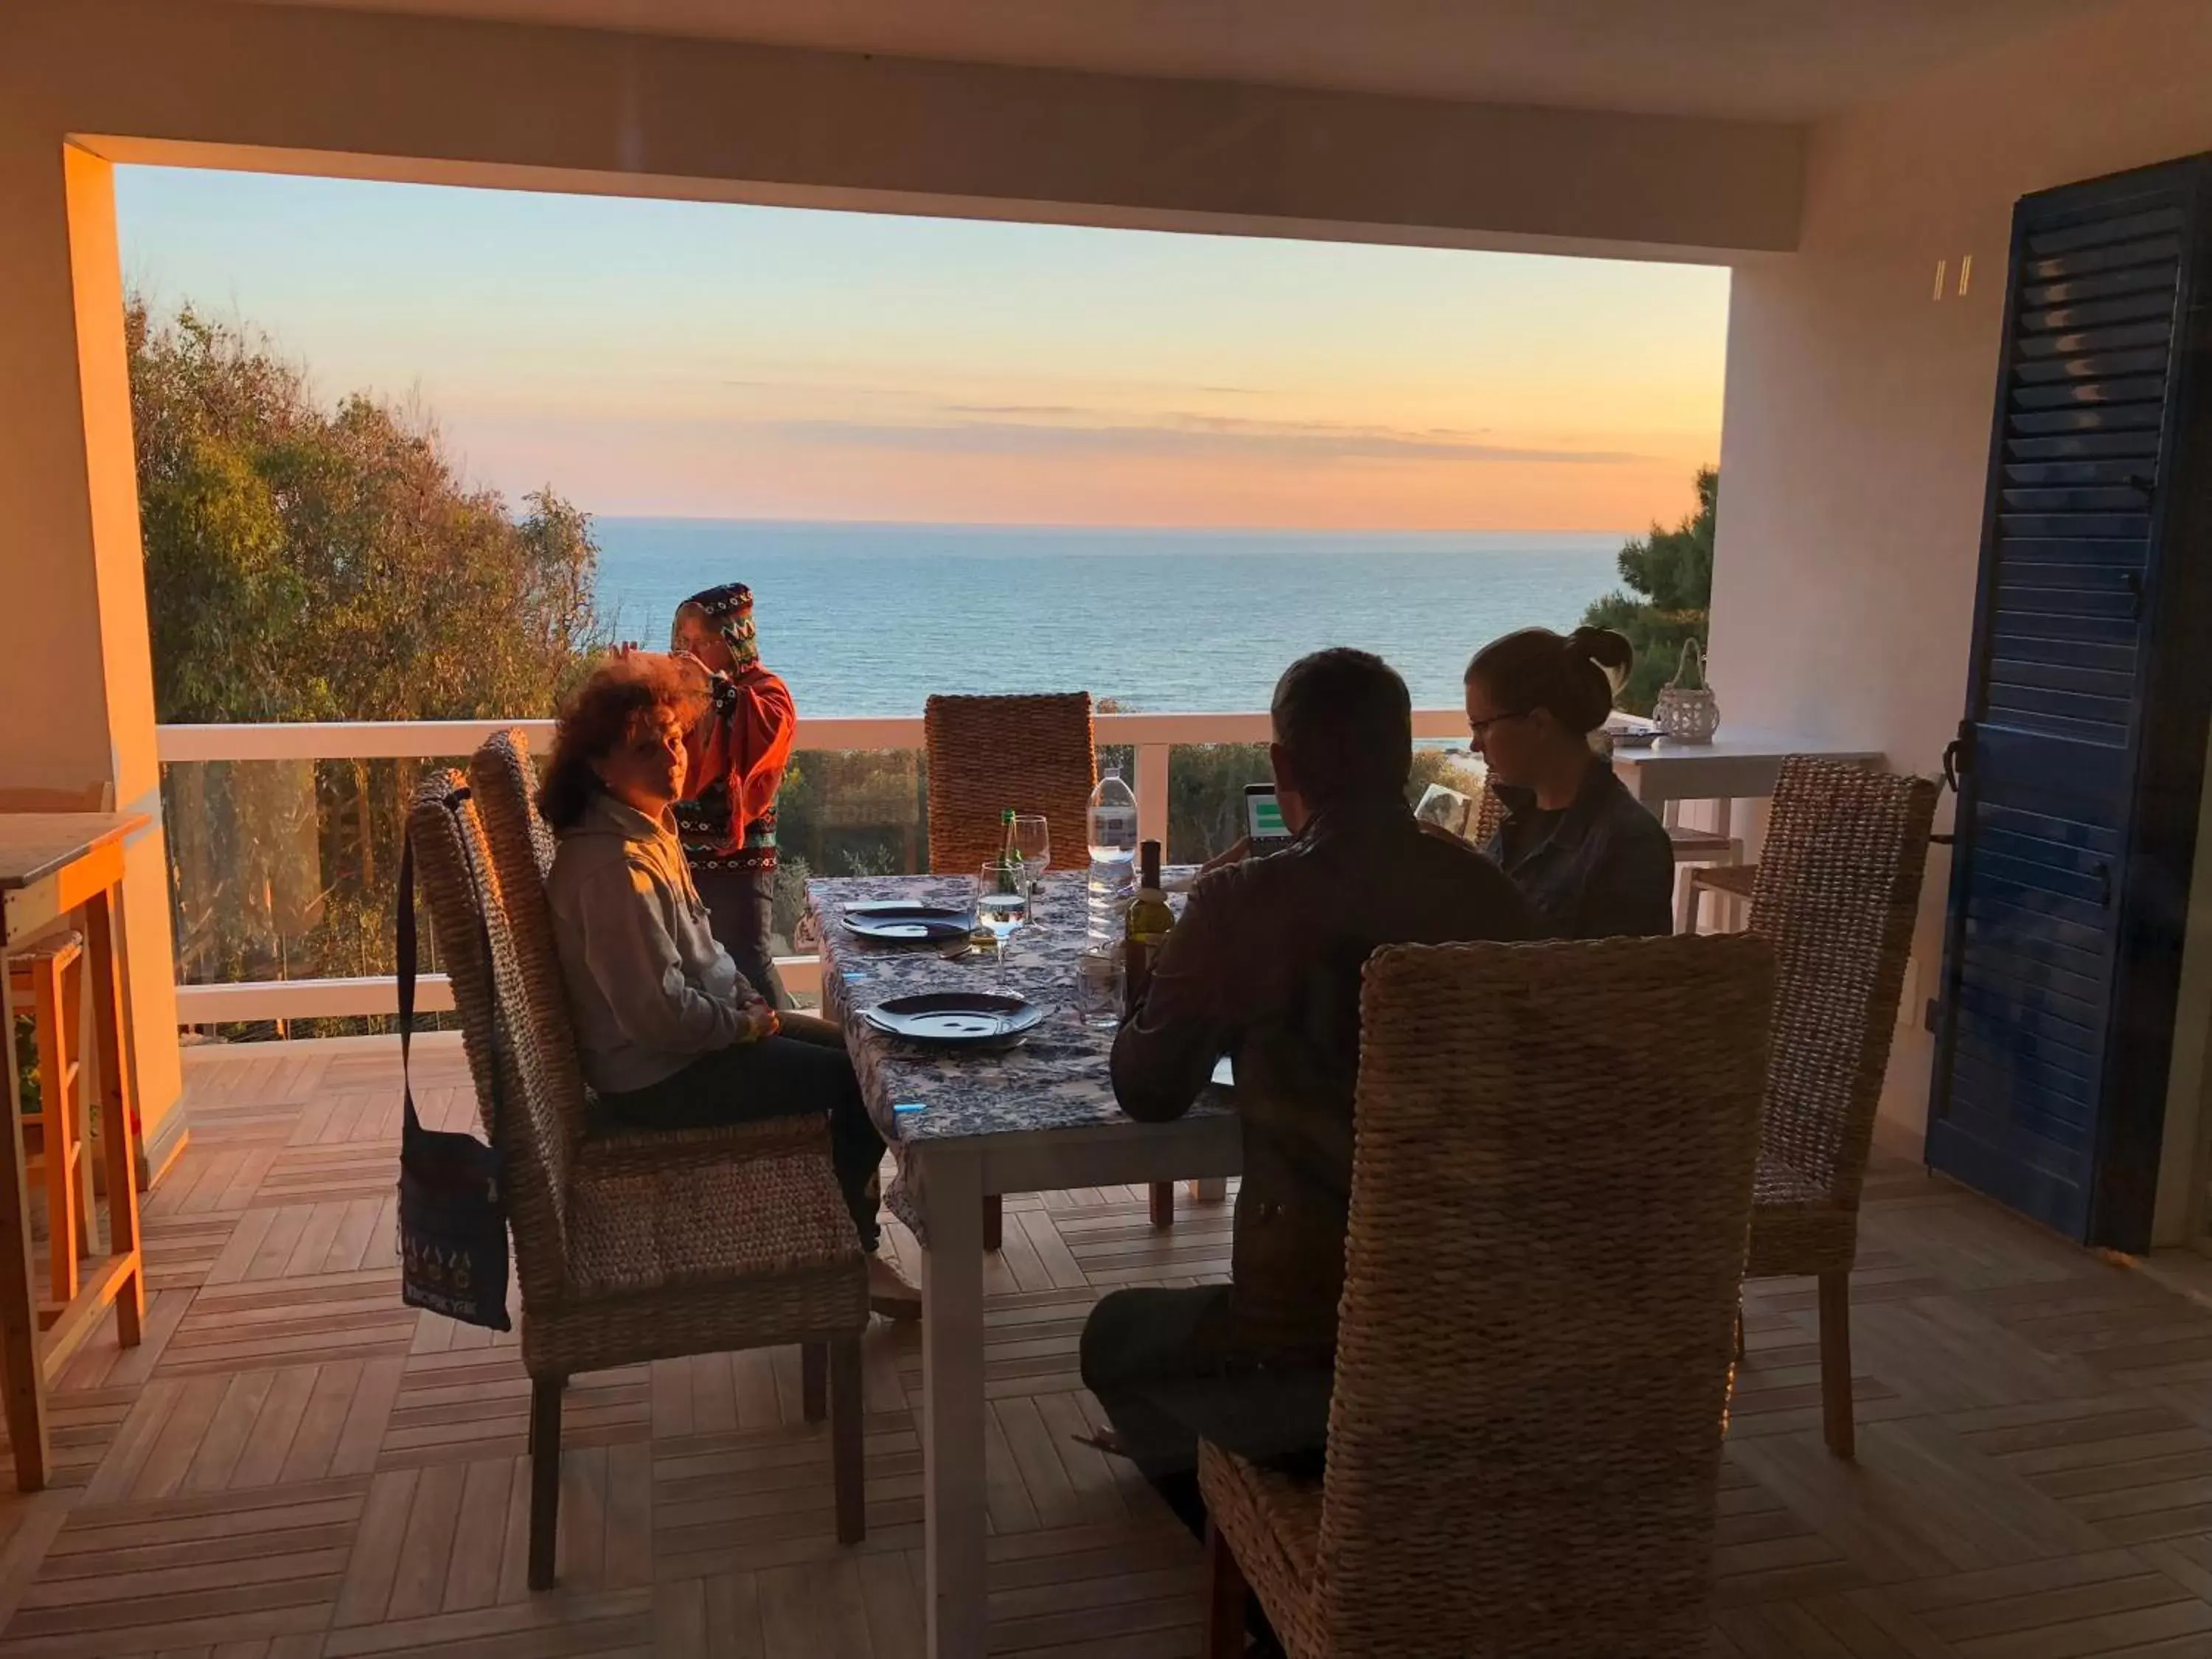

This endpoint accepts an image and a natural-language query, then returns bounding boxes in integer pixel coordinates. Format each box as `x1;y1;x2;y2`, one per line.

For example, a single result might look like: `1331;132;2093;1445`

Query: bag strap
397;782;475;1144
398;810;425;1141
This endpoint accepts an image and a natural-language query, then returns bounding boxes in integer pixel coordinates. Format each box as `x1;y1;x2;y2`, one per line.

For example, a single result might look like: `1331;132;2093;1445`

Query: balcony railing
158;709;1473;1025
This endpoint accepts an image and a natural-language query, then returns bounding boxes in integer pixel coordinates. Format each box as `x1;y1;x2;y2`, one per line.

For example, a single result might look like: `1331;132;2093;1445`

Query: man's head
1267;648;1413;833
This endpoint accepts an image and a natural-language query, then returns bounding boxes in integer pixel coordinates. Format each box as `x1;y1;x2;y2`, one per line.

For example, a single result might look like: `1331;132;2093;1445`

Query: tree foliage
131;301;603;1031
1582;465;1717;715
131;302;599;725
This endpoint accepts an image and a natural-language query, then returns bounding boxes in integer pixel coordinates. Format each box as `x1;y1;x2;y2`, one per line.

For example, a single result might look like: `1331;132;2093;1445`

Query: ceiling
239;0;2101;123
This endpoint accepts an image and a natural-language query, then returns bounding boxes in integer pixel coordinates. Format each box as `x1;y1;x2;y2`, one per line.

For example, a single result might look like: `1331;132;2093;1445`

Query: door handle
1942;723;1972;793
2093;860;2112;908
1933;723;1970;845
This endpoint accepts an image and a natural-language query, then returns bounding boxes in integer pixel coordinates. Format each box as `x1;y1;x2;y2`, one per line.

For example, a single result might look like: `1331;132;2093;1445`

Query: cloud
939;403;1093;417
762;410;1647;466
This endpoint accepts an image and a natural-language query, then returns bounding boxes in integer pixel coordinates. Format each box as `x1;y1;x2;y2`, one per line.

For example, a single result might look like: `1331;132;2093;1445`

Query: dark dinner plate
841;902;973;943
862;991;1044;1048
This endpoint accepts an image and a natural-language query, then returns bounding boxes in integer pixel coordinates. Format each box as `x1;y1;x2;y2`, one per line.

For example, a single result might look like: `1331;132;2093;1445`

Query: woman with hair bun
1461;625;1674;938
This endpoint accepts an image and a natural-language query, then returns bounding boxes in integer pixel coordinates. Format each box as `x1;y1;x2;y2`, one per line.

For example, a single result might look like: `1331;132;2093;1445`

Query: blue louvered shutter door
1928;165;2211;1245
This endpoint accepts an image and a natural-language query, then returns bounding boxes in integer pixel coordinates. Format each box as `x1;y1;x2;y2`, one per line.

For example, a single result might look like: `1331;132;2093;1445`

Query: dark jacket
1112;798;1537;1359
1486;758;1675;940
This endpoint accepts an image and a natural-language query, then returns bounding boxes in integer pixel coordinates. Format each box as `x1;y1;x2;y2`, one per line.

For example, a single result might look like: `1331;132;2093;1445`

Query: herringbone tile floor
0;1037;2202;1656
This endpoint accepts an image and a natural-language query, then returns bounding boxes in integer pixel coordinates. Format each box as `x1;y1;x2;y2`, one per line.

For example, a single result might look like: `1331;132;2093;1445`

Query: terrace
6;0;2212;1653
0;1037;2201;1657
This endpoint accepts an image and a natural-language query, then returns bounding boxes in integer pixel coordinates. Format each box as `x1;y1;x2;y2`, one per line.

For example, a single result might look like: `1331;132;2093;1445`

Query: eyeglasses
1467;709;1530;742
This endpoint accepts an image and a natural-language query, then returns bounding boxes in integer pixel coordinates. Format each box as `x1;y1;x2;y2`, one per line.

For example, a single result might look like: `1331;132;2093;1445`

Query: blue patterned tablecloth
810;870;1231;1144
812;870;1234;1242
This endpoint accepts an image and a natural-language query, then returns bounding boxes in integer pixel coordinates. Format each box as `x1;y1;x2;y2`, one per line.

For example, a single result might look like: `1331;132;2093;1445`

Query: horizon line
583;512;1648;535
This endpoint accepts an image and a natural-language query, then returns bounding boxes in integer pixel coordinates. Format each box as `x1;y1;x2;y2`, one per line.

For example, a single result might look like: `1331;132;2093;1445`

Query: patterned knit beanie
677;582;759;669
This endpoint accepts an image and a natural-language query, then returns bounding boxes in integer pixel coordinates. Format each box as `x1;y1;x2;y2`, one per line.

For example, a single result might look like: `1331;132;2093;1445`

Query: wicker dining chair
920;692;1173;1240
408;746;869;1593
1740;757;1937;1458
1200;933;1774;1658
924;691;1099;877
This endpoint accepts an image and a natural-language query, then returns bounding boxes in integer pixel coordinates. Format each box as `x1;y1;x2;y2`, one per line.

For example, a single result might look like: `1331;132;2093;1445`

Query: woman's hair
537;653;691;831
1464;626;1634;737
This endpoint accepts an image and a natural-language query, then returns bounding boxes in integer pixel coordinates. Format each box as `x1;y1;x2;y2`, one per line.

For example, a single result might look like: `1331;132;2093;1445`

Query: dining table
810;870;1239;1659
1608;725;1887;815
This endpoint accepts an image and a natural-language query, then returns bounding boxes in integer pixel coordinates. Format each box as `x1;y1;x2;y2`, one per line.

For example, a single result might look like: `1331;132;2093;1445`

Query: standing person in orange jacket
667;583;800;1011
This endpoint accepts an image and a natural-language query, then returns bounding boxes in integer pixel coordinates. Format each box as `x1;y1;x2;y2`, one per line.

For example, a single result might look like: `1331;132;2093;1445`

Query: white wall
1705;0;2212;1189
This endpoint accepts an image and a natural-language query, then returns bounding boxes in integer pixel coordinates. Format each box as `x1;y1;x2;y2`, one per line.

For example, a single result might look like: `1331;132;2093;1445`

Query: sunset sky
115;167;1729;531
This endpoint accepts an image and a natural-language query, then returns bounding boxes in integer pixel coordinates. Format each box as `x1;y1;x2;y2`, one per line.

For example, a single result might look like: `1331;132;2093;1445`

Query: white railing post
1135;742;1171;852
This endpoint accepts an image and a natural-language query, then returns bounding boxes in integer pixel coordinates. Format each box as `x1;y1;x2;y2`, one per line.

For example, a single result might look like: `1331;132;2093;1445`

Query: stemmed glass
1012;815;1051;912
974;860;1030;978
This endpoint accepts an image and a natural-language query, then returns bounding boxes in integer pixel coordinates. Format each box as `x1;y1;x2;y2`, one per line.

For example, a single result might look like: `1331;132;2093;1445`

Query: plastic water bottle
1085;768;1139;949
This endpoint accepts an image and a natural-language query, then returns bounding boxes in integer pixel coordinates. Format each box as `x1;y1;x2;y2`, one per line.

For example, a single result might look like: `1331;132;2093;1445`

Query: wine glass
1012;814;1051;908
974;861;1030;978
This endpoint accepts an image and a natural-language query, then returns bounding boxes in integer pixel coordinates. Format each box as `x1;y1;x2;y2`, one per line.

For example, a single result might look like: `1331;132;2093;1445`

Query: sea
592;518;1627;717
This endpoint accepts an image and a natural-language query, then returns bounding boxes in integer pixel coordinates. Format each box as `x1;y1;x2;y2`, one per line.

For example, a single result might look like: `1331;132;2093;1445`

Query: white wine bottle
1122;841;1174;1015
1125;840;1174;946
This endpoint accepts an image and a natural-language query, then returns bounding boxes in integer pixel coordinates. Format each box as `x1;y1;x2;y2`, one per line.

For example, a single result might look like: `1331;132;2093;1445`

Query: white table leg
919;1144;987;1659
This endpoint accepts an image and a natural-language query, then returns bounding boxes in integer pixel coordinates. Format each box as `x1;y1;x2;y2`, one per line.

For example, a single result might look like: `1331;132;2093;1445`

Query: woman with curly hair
538;653;918;1320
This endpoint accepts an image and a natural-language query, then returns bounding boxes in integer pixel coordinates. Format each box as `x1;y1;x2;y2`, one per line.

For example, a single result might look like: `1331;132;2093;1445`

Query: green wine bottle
995;807;1023;894
1124;841;1174;947
1122;841;1174;1015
